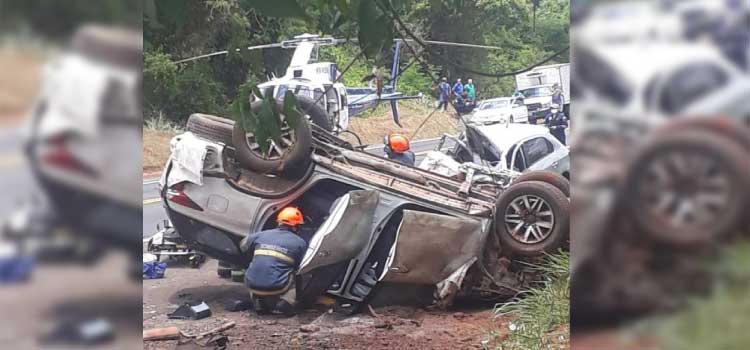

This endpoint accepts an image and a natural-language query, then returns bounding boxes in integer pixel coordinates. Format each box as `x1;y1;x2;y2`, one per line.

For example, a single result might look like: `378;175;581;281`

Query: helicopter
174;33;510;133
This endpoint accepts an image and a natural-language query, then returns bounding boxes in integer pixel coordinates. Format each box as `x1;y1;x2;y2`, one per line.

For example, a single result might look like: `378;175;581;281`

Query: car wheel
187;113;234;144
494;181;569;256
624;130;750;245
513;170;570;197
232;100;313;175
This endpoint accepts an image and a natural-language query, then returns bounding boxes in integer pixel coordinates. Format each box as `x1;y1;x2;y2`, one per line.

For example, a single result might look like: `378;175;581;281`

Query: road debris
168;301;212;320
144;326;181;341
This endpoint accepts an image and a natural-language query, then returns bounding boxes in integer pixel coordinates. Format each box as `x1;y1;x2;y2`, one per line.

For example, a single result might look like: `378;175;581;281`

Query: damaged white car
160;97;570;311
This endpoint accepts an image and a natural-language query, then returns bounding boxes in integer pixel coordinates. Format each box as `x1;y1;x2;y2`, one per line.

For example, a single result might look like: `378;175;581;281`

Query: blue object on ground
0;255;35;283
143;261;167;279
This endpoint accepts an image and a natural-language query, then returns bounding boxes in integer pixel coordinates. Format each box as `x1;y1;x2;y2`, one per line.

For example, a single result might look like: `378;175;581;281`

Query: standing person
513;88;525;99
464;78;476;103
551;83;564;106
437;77;450;111
241;207;308;315
452;78;464;100
544;103;568;145
383;133;416;166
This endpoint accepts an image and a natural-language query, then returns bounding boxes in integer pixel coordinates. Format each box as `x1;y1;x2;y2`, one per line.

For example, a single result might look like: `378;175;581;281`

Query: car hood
471;108;509;119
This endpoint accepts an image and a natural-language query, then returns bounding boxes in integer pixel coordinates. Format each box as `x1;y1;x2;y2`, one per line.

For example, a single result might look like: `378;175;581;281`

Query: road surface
141;137;445;237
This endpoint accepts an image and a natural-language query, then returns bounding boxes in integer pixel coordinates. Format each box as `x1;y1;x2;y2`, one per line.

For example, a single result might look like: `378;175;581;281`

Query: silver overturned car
159;97;570;309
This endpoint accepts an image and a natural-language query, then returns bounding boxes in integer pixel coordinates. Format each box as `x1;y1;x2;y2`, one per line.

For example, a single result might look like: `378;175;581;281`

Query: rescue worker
241;207;308;315
544;103;568;145
383;133;416;166
464;78;476;103
437;77;450;111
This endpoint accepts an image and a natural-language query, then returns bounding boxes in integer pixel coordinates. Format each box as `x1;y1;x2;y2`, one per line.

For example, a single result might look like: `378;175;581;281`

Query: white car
422;123;570;179
469;97;529;124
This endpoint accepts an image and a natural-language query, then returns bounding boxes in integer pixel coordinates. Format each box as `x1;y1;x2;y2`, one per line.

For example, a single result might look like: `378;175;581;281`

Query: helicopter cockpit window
313;88;325;107
275;85;288;99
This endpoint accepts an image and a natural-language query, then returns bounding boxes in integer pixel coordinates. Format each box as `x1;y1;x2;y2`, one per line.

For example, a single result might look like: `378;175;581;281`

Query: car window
478;100;509;110
506;144;527;171
522;137;554;167
659;63;728;114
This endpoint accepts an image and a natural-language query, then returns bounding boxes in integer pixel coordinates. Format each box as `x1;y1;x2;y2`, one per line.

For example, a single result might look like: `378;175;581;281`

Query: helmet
277;207;304;226
386;133;410;153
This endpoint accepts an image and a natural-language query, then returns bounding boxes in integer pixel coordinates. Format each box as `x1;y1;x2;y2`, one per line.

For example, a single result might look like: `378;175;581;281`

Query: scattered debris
143;326;181;341
223;296;253;312
143;261;167;279
299;324;321;333
168;301;212;320
41;318;114;345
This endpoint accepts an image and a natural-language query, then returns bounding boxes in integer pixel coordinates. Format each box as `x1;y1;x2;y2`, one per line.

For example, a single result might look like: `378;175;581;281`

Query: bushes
144;50;226;125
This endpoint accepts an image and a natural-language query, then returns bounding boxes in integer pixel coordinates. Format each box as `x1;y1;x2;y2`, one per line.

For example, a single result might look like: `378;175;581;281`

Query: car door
298;190;380;274
379;210;485;285
296;190;380;302
511;99;528;122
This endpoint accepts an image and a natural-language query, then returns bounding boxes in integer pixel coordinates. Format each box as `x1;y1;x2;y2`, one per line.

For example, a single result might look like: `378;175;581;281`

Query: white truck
515;63;570;123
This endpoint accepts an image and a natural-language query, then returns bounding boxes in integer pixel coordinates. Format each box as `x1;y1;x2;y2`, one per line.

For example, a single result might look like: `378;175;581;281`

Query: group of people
437;77;476;112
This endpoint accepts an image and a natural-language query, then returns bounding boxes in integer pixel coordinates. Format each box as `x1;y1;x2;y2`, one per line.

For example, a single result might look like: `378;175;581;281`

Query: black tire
624;130;750;245
187;113;234;145
297;95;333;132
494;181;570;256
514;170;570;197
232;100;314;175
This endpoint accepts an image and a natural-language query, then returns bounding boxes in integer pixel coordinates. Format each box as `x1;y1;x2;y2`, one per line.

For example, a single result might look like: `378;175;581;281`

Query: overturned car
160;97;570;309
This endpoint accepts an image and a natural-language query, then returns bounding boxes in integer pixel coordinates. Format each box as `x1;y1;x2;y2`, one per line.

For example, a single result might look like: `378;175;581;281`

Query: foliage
635;241;750;349
488;251;570;350
143;0;569;131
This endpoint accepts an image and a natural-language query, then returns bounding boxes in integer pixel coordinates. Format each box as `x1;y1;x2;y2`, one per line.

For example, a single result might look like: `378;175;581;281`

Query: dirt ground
144;129;178;175
0;49;43;125
143;258;508;350
342;101;459;145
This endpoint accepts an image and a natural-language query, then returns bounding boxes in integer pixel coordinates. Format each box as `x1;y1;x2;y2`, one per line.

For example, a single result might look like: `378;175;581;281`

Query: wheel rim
504;194;555;244
636;149;731;231
243;114;303;160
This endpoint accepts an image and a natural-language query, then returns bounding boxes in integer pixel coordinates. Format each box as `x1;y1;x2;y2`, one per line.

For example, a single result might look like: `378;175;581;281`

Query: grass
634;240;750;349
343;99;459;145
0;48;44;124
143;128;178;176
486;251;570;350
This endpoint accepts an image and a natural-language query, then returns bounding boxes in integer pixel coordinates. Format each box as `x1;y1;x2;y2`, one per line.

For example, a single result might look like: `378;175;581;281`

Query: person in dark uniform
383;133;416;166
544;103;568;146
240;207;308;315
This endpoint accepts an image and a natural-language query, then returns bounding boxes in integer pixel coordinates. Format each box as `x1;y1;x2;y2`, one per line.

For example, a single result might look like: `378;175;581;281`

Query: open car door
379;210;484;285
296;190;379;302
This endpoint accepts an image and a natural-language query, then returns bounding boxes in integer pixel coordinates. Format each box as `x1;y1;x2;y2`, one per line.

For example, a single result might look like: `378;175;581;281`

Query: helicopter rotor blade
174;42;284;64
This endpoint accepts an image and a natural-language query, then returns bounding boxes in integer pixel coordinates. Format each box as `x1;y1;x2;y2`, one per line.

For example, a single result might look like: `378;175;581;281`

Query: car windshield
520;87;552;97
478;100;509;110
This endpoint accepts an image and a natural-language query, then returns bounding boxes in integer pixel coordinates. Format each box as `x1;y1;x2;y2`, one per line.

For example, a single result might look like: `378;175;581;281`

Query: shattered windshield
478;100;509;110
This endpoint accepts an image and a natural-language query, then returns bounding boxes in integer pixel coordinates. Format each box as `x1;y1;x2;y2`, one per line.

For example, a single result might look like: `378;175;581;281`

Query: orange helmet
387;133;410;153
277;207;304;226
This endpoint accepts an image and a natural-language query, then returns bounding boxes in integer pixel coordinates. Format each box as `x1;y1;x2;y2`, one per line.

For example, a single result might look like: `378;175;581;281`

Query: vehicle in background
515;63;570;123
468;97;529;125
421;123;570;181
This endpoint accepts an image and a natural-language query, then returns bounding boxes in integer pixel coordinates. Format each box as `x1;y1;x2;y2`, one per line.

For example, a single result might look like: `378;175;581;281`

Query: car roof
472;123;552;152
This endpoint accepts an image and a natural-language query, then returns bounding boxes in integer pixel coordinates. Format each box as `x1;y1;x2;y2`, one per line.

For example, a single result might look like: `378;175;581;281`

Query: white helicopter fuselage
257;41;350;132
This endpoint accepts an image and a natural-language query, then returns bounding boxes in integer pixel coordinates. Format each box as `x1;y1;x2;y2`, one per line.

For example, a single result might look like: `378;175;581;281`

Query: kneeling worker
240;207;308;315
383;133;416;166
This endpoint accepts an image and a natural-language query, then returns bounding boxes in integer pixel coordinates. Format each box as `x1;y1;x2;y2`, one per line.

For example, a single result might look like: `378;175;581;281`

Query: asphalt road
0;126;37;215
141;137;446;237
